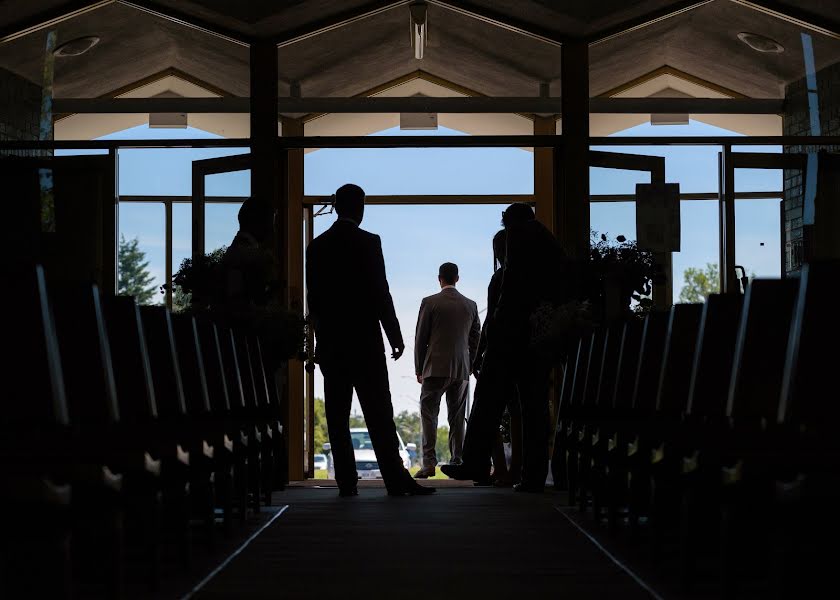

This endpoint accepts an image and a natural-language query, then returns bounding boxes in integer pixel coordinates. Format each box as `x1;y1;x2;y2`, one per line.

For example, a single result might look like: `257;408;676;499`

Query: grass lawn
311;466;450;480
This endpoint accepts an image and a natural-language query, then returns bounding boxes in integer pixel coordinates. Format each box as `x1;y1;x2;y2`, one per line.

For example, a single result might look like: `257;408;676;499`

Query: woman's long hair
492;229;507;272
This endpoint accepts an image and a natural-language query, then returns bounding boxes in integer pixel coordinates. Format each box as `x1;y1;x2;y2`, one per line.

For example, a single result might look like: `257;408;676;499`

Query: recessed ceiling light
54;36;100;57
737;32;784;54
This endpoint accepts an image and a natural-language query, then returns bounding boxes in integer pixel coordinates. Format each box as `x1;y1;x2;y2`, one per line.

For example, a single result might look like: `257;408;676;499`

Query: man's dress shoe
338;487;359;497
414;466;436;479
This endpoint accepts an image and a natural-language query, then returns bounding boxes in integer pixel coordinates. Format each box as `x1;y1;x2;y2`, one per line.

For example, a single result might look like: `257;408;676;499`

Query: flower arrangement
588;231;665;319
162;246;306;363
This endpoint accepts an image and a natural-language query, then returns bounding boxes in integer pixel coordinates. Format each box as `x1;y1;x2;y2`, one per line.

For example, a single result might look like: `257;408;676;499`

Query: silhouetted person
443;204;565;492
306;184;435;497
473;230;521;486
223;196;278;312
414;262;480;478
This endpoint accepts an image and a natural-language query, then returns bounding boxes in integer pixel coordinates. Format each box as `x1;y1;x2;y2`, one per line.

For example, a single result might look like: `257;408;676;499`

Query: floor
188;485;658;600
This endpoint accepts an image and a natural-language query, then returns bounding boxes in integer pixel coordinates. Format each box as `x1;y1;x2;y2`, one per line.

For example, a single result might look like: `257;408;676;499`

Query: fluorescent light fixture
400;112;438;130
651;113;689;126
149;112;188;128
410;3;427;60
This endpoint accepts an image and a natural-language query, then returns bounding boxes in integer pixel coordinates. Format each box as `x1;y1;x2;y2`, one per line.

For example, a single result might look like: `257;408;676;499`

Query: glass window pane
673;201;720;303
735;199;782;280
172;203;191;282
206;203;243;253
118;202;165;305
590;202;636;240
304;127;533;196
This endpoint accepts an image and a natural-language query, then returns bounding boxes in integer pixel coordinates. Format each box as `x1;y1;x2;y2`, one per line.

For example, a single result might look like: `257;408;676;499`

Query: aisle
192;487;656;599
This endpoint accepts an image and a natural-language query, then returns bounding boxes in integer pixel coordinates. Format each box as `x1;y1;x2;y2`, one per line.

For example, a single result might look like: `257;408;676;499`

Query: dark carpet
192;487;657;599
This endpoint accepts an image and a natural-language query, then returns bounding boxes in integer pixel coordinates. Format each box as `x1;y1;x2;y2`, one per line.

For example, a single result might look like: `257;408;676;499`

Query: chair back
631;311;670;415
140;306;187;420
612;319;644;413
686;294;744;418
726;279;799;422
778;261;840;426
51;282;120;427
655;304;704;417
102;296;157;423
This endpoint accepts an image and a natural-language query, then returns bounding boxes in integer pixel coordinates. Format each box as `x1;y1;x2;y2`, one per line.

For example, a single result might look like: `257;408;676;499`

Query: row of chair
1;265;288;598
551;261;840;597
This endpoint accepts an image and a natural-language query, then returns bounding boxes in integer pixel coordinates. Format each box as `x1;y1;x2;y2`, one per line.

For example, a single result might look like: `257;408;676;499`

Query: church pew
194;318;250;531
252;336;288;493
563;333;592;506
604;318;644;533
772;261;840;596
230;331;269;513
550;356;573;491
648;303;703;556
625;310;670;536
50;283;126;598
247;335;278;506
719;279;799;596
216;327;257;523
101;295;165;590
170;313;225;545
575;328;607;513
587;322;624;523
1;265;73;599
679;293;743;587
138;306;197;570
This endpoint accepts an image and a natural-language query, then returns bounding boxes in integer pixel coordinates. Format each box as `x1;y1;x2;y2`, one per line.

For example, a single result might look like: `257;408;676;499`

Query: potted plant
588;231;665;321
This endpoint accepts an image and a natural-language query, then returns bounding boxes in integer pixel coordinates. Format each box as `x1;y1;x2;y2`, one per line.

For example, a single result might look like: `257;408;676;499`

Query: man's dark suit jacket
306;219;404;365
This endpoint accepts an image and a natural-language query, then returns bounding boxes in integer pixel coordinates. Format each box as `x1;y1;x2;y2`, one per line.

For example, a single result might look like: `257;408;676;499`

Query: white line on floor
181;505;290;600
553;506;665;600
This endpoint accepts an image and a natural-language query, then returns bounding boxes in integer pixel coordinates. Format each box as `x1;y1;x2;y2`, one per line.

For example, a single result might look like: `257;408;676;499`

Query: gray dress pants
419;377;468;467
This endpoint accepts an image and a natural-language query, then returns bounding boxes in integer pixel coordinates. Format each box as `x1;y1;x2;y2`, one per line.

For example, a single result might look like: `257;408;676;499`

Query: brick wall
0;67;43;158
783;60;840;275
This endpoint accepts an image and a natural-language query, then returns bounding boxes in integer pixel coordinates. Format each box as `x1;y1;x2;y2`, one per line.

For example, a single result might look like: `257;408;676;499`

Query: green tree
313;398;329;452
679;263;720;303
435;426;451;463
394;410;422;448
118;235;158;305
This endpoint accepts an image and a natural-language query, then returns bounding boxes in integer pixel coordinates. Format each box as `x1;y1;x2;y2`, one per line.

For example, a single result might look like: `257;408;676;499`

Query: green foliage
435;426;451;463
313;397;328;452
589;230;664;318
394;411;422;448
166;246;229;311
679;263;720;303
118;235;157;305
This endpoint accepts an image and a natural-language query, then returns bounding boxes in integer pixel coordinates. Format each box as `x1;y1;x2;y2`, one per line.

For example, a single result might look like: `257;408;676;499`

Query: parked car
313;453;328;471
351;427;411;479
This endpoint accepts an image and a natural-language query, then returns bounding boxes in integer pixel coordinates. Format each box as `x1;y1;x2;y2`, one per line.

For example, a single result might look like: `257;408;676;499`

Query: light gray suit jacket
415;287;481;381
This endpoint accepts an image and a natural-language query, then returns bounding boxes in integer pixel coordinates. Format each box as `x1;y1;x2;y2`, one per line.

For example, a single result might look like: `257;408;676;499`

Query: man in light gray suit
414;262;481;478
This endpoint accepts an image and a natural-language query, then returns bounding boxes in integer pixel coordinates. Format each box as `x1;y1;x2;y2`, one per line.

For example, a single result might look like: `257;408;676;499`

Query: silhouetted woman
473;230;521;486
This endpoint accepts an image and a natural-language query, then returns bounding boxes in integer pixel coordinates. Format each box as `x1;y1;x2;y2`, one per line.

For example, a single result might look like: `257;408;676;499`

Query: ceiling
0;0;837;108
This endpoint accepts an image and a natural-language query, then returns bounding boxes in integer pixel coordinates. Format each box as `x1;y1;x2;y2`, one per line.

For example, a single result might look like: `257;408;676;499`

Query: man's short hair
439;262;458;285
502;203;535;227
238;196;273;240
334;183;365;216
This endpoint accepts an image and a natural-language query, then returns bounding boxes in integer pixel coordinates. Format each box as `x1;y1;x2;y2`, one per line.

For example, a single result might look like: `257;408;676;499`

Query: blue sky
58;118;783;417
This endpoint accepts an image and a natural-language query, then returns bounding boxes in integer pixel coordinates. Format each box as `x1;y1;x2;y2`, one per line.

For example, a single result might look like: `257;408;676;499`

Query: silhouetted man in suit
442;203;567;492
414;263;481;478
306;184;434;497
